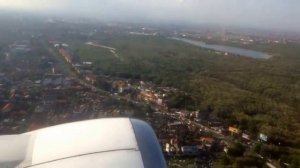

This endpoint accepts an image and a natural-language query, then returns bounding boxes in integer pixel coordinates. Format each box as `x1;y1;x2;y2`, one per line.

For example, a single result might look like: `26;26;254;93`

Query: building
228;126;240;134
165;143;178;156
85;74;97;85
259;133;268;142
201;137;215;143
181;146;199;156
242;133;251;141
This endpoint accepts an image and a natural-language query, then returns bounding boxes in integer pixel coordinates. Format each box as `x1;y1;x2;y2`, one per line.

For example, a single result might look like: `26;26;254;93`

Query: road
85;42;124;61
45;41;145;105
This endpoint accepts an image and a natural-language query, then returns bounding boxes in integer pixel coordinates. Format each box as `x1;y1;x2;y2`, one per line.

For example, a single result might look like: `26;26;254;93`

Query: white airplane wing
0;118;167;168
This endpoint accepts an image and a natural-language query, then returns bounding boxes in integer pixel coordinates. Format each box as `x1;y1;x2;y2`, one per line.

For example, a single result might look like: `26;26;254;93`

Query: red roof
1;103;13;113
200;137;215;144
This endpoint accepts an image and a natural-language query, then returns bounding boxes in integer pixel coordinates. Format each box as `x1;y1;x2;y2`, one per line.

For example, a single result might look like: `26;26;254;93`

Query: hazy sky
0;0;299;32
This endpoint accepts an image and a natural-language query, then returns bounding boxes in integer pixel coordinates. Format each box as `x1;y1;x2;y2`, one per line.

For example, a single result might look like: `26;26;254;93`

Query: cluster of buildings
138;87;165;106
174;30;291;45
0;77;40;134
158;113;224;155
0;39;148;134
10;41;31;54
52;41;98;85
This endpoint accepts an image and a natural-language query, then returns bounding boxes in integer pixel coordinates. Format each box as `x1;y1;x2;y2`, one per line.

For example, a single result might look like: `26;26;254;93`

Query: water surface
172;37;271;59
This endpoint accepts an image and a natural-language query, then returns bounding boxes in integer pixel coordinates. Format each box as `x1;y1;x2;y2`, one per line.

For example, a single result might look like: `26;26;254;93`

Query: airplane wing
0;118;167;168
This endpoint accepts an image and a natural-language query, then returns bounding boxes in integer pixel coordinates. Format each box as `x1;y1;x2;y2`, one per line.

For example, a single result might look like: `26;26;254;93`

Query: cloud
0;0;299;32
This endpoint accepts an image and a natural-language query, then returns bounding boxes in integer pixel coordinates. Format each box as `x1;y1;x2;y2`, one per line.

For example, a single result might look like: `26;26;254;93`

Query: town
0;13;299;167
0;38;283;168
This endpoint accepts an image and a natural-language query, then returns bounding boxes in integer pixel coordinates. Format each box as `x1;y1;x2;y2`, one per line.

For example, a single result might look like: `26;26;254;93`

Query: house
200;137;218;150
201;137;215;145
62;43;69;47
181;146;199;156
112;80;127;93
242;133;251;141
83;62;93;65
211;127;224;134
85;74;97;85
11;41;31;53
73;65;82;74
168;121;183;129
224;146;228;153
165;143;178;156
228;126;240;134
157;98;163;105
259;133;268;142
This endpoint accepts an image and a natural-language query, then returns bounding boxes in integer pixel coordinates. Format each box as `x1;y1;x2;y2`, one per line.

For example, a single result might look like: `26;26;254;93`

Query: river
172;37;271;59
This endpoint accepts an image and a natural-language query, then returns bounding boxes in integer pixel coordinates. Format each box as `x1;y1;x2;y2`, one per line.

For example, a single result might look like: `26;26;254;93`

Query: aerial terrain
0;11;299;167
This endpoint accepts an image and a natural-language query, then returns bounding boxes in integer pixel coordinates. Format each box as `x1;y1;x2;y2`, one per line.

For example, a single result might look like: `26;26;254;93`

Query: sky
0;0;299;32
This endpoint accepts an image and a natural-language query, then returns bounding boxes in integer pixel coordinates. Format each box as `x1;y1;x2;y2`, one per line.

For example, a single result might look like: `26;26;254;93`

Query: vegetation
75;35;300;163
